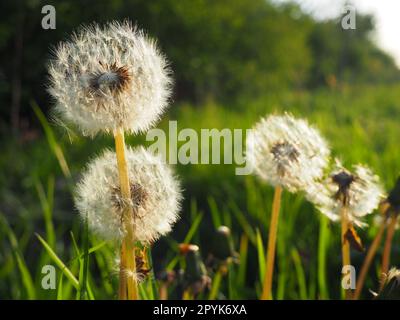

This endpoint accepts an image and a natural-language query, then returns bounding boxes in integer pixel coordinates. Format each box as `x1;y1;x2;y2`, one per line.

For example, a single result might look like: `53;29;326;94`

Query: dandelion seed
114;249;152;284
75;147;182;244
48;21;172;136
247;113;330;192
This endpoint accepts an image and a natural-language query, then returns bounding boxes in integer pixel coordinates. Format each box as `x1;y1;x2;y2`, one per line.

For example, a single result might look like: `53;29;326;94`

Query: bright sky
273;0;400;67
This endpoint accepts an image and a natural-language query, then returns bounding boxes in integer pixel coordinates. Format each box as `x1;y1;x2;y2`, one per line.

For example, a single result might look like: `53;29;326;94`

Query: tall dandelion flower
247;113;330;192
306;160;384;299
48;21;172;136
75;147;182;243
246;113;330;300
48;21;173;300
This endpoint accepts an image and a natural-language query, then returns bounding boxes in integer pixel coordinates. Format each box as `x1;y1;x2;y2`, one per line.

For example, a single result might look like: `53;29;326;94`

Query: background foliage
0;0;399;299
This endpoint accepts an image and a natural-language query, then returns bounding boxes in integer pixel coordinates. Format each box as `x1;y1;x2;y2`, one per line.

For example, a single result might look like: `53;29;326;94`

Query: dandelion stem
341;207;352;300
380;213;398;291
261;185;282;300
114;128;138;300
354;221;386;299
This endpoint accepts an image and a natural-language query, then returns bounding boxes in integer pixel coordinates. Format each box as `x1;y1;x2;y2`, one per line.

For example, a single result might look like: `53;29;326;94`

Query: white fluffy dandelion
248;113;330;300
48;21;172;136
377;268;400;299
386;268;400;284
75;147;182;243
246;113;330;192
307;160;384;227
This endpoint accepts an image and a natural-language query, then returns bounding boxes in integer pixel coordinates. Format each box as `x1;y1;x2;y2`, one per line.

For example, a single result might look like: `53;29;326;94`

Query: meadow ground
1;84;399;299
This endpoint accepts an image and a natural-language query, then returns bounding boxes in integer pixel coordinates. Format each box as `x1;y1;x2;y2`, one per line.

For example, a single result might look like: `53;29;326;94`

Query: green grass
1;84;400;299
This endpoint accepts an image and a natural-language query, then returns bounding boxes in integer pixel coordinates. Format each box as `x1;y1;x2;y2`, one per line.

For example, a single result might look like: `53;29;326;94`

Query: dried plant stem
261;185;282;300
341;208;352;300
354;221;386;300
379;214;398;291
114;128;138;300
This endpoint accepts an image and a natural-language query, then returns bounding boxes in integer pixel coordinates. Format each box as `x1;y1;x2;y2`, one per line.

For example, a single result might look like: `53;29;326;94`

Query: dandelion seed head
386;268;400;283
48;21;172;136
378;267;400;299
246;113;330;192
75;147;182;243
306;161;384;227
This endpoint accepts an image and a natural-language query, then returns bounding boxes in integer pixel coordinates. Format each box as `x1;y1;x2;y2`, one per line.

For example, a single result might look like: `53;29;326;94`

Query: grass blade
1;215;36;299
208;197;222;228
237;234;248;288
31;100;71;178
57;273;64;300
79;216;90;300
256;229;265;284
35;178;55;248
318;214;329;299
183;213;203;244
36;233;79;289
291;248;308;300
229;202;257;245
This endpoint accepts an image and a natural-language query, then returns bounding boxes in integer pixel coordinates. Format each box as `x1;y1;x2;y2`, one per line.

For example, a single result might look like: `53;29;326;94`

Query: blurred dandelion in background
307;160;384;228
307;159;384;299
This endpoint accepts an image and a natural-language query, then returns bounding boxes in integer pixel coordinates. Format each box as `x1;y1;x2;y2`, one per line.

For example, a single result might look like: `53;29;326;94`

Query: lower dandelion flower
75;146;182;244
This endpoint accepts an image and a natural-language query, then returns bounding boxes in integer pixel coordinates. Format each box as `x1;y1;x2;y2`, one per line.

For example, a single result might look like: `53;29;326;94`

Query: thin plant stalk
159;284;168;300
353;221;386;300
341;207;352;300
261;185;282;300
209;266;224;300
379;214;398;291
114;128;138;300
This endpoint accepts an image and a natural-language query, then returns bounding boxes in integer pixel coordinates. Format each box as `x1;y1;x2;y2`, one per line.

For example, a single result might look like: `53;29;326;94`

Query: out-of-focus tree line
0;0;399;134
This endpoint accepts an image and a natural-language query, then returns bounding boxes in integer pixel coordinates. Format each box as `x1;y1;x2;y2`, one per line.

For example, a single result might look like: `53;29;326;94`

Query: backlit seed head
377;268;400;300
48;21;172;136
75;147;182;243
306;160;384;227
246;113;330;192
